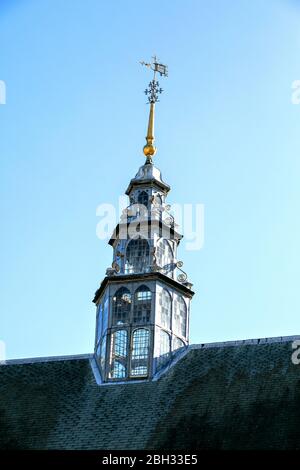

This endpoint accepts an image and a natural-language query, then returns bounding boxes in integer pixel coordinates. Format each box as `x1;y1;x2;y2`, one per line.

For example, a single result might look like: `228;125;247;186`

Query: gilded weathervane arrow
140;56;168;163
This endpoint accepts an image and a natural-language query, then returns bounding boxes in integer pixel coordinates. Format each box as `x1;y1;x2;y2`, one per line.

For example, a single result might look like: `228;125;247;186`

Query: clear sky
1;0;300;359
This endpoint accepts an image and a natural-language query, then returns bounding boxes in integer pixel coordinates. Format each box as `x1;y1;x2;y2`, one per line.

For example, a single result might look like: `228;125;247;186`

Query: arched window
173;295;187;338
130;328;150;377
138;191;149;208
156;239;173;271
125;238;150;274
159;288;171;330
133;285;152;324
157;330;171;371
112;287;131;325
110;329;128;379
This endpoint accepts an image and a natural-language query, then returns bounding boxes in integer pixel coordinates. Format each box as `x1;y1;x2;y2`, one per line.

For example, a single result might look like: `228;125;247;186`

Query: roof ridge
1;353;93;366
152;334;300;381
190;334;300;350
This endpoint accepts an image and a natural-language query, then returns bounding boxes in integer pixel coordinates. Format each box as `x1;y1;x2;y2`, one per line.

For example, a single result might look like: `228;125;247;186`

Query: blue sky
1;0;300;359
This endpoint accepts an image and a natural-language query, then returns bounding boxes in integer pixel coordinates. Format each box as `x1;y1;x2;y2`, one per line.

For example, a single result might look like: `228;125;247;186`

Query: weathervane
140;55;168;103
140;56;168;163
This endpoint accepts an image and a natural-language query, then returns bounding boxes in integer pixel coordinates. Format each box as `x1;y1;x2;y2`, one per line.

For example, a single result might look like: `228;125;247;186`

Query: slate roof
1;336;300;450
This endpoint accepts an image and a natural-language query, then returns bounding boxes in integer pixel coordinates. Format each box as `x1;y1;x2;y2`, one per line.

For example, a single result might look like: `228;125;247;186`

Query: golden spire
140;56;168;164
143;101;156;160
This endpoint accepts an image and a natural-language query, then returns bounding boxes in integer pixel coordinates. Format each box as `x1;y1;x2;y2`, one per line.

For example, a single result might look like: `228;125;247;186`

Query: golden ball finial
143;143;157;158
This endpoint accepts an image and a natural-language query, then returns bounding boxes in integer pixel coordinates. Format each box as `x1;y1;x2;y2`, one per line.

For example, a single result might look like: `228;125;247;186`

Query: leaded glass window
157;330;171;371
159;288;171;330
96;302;103;345
133;285;152;324
102;295;109;333
110;329;128;379
125;238;150;274
156;239;173;271
112;360;126;379
112;287;131;325
100;335;107;376
173;336;185;352
130;328;150;377
138;190;149;208
96;342;101;359
173;295;187;338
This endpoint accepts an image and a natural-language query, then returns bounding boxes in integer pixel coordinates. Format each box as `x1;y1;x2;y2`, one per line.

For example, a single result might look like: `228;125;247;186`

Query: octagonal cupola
93;58;194;383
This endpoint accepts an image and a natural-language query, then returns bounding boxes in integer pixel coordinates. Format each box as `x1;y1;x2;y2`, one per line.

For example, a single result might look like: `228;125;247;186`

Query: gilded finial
140;56;168;163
